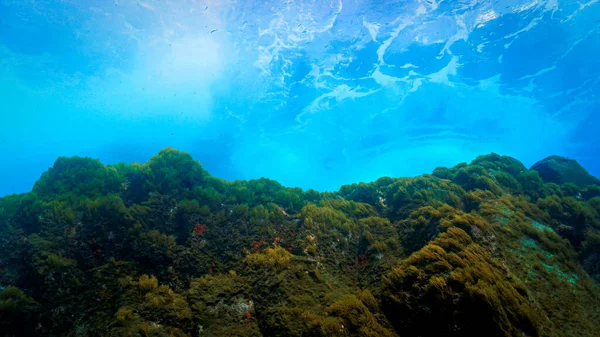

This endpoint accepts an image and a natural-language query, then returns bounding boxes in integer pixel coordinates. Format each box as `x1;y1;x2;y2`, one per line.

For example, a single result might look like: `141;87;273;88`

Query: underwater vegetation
1;148;600;337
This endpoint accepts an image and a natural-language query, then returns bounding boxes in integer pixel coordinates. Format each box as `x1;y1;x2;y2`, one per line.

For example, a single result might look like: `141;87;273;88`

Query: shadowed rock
531;155;600;186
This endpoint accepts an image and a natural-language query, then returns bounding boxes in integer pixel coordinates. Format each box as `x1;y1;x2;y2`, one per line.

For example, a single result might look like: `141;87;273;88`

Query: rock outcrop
530;155;600;186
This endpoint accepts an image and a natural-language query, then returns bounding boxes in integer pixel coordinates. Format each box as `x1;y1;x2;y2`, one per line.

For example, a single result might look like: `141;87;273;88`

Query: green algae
541;263;579;285
493;215;510;226
501;207;514;217
517;235;577;285
532;220;555;233
520;236;539;249
1;149;599;337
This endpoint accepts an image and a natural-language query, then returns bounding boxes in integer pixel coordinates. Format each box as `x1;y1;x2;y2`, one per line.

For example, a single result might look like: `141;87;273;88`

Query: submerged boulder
530;156;600;186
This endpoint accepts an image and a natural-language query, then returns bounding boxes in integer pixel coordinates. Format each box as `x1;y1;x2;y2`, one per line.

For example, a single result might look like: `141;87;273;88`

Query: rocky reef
531;156;600;187
1;148;599;337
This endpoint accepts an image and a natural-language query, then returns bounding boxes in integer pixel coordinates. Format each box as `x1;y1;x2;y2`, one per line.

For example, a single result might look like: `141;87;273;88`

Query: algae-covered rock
531;156;600;186
382;227;541;337
0;286;41;337
2;149;600;337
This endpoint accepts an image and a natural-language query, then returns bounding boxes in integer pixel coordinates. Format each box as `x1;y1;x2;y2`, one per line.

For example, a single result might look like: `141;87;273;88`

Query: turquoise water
1;0;599;196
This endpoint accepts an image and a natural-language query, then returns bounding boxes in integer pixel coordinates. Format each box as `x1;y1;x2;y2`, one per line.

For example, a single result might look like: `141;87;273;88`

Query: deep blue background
1;0;599;196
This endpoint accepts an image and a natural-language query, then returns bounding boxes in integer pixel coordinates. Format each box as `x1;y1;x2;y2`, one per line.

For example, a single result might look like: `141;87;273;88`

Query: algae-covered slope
1;149;599;337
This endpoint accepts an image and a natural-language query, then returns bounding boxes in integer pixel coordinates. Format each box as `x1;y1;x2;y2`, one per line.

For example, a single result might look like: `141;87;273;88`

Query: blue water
1;0;599;196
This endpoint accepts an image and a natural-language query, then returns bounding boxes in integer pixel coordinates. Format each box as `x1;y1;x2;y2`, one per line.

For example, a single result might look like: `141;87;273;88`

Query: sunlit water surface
1;0;599;195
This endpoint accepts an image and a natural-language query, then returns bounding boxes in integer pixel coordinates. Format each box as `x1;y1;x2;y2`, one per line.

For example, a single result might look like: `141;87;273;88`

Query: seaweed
0;149;599;337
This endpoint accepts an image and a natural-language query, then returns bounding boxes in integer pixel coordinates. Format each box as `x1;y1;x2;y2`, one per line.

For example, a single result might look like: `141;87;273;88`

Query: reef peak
531;155;600;186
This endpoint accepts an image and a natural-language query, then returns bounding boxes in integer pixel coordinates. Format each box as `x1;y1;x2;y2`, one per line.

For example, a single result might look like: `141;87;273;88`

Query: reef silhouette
1;148;599;337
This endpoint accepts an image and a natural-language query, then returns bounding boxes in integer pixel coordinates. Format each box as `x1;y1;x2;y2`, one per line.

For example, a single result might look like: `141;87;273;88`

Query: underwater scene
1;0;600;336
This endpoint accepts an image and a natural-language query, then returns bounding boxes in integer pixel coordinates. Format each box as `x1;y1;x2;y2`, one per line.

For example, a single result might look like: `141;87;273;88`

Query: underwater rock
530;156;600;186
382;227;541;337
2;149;600;337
